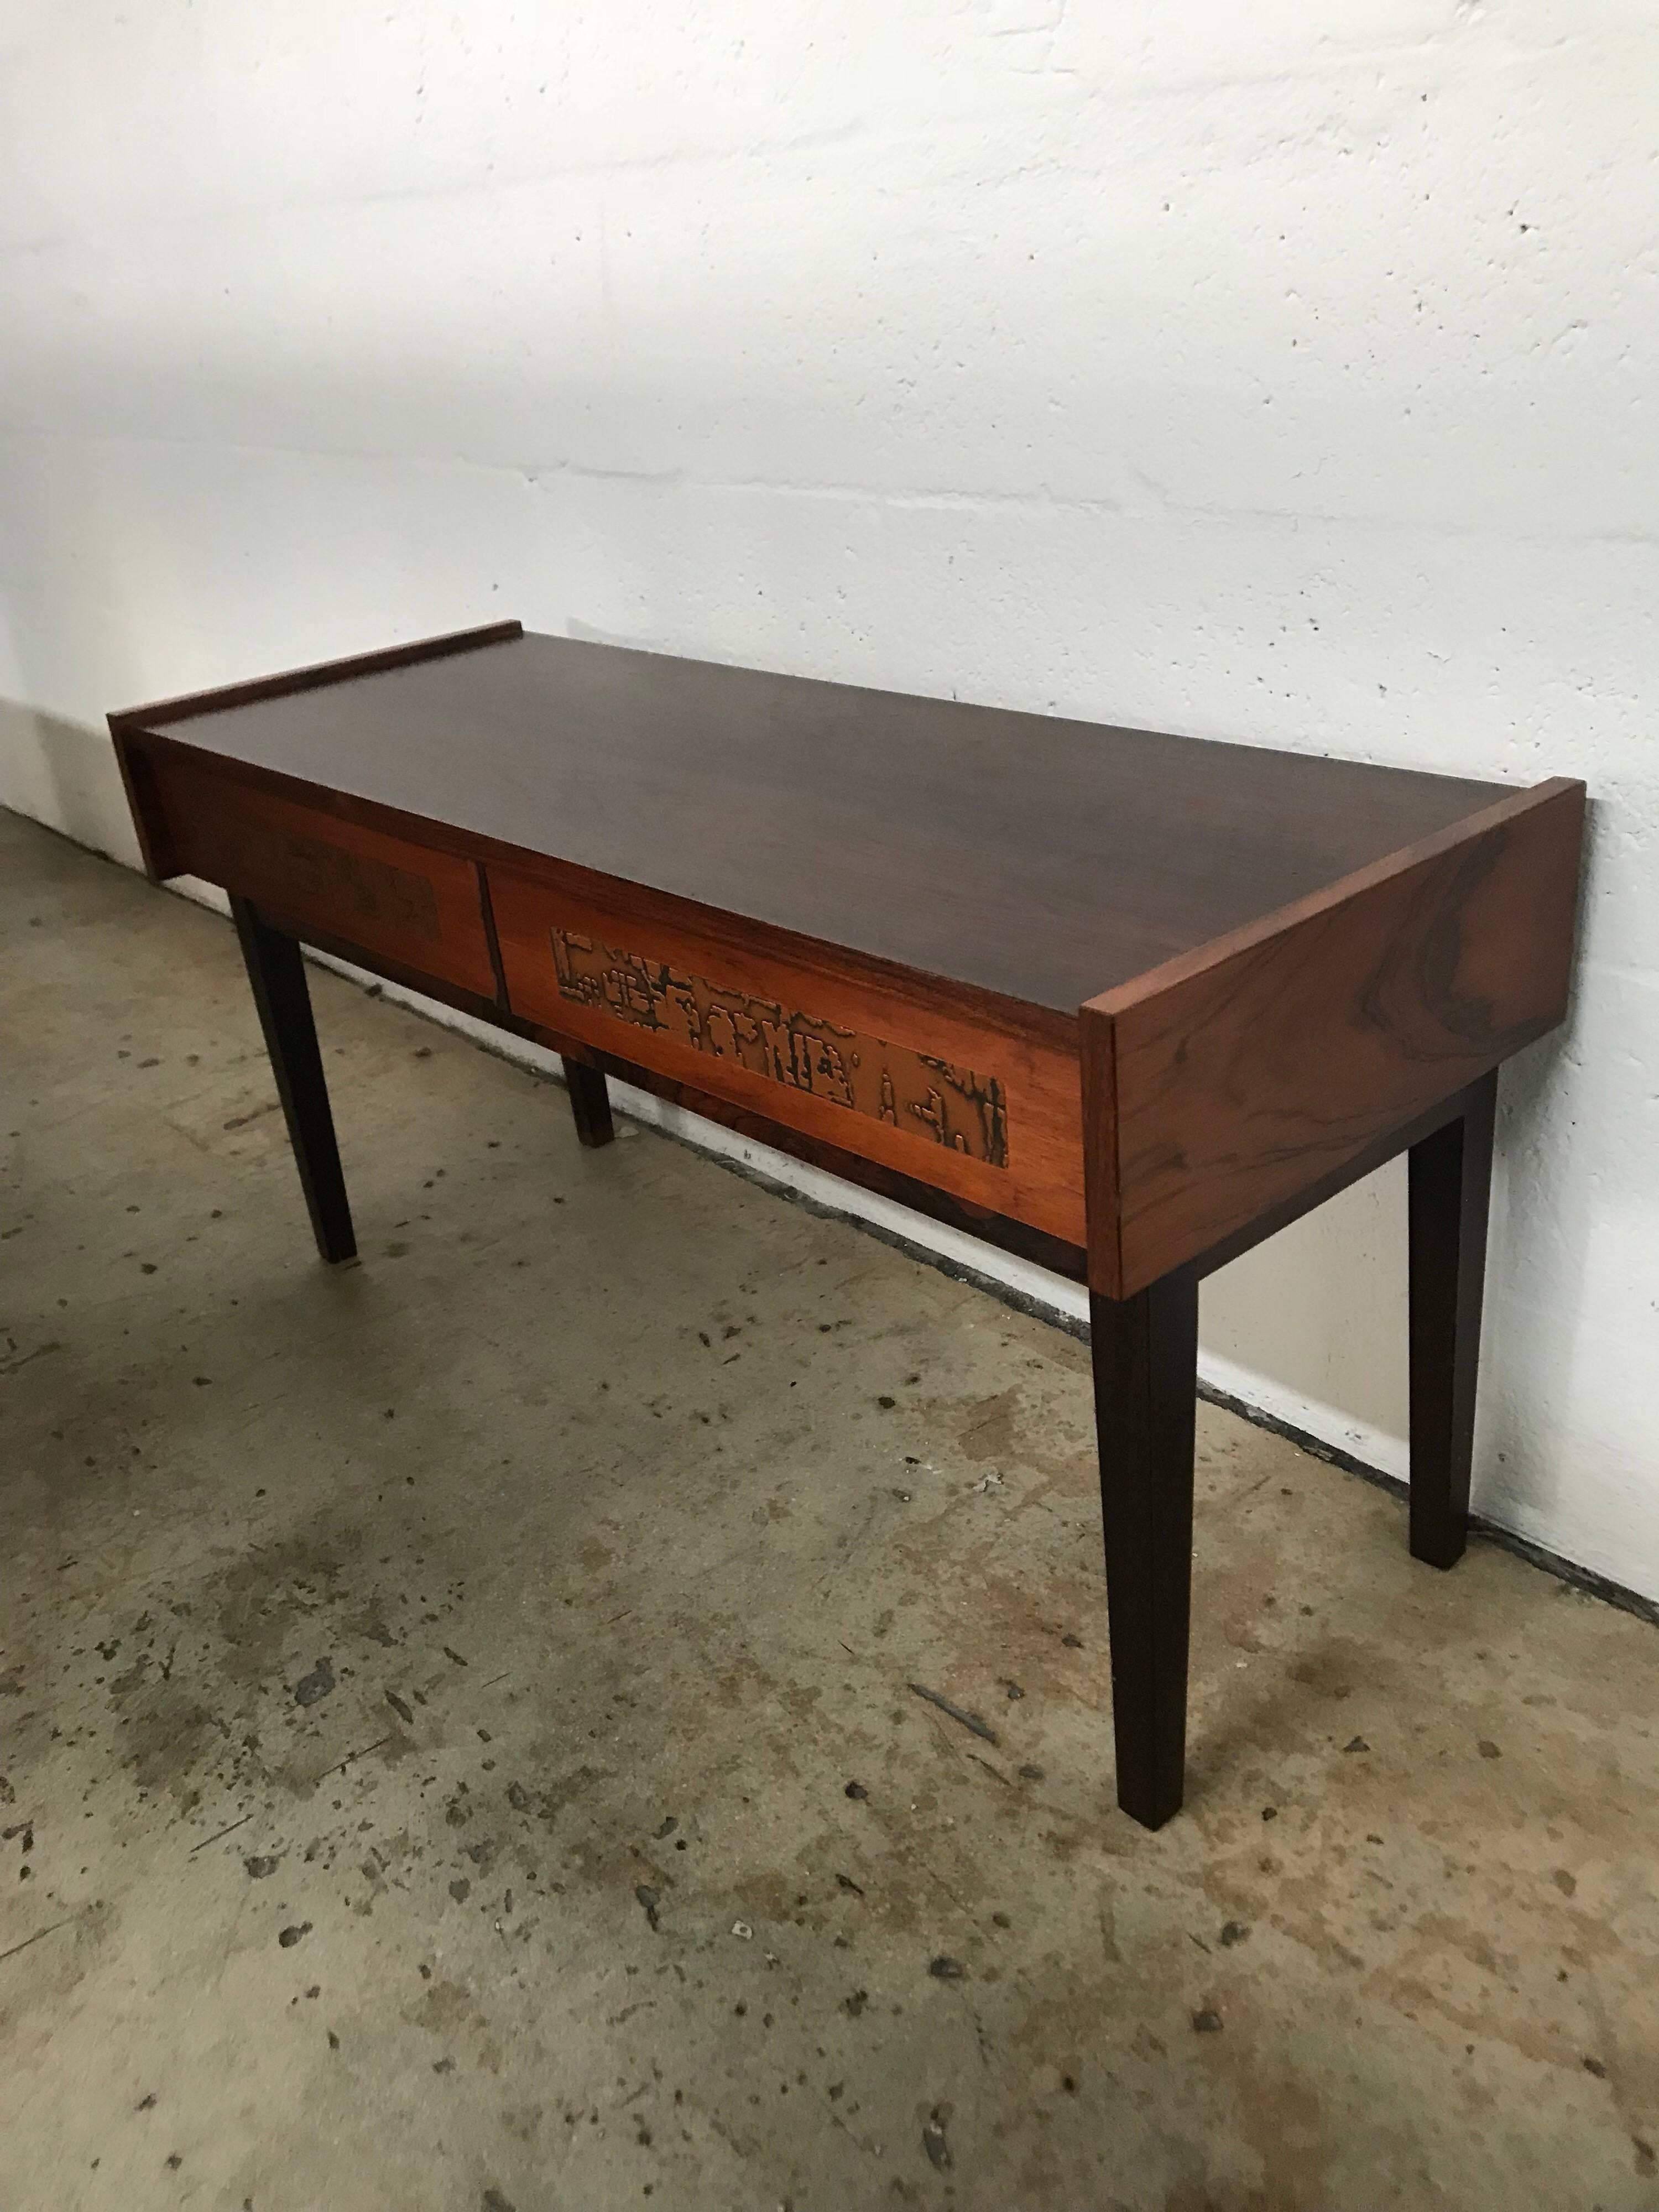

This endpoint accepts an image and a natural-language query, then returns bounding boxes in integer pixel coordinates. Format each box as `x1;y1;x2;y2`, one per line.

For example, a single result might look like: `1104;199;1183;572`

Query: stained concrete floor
4;804;1659;2212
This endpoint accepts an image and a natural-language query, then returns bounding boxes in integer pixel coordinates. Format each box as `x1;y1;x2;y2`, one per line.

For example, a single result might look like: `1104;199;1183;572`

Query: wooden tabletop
145;629;1507;1014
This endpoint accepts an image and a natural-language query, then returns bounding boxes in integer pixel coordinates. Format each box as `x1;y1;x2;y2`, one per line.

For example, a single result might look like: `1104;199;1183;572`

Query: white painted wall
3;4;1654;1589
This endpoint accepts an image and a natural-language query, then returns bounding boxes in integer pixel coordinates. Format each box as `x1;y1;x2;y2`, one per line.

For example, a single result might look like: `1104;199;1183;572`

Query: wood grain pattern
127;627;1512;1014
488;861;1087;1246
1082;778;1584;1297
143;747;499;1001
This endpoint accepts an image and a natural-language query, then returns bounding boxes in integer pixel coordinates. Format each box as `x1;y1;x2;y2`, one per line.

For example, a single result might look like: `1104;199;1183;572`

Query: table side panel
1083;780;1585;1298
488;863;1087;1246
142;743;500;1001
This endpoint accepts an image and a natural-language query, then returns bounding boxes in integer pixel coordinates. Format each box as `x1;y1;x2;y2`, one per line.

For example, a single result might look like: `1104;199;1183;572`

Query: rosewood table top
133;622;1510;1014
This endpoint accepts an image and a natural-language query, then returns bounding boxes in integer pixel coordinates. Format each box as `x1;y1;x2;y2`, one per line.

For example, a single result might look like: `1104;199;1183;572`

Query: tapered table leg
230;896;356;1264
1091;1265;1201;1830
1408;1071;1497;1569
562;1057;615;1148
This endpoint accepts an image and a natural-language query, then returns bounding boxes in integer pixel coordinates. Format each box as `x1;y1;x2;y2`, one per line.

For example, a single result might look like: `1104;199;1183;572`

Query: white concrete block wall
3;4;1654;1589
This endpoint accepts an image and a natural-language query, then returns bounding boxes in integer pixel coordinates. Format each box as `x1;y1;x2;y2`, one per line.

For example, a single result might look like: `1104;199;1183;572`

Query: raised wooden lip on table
110;619;1587;1829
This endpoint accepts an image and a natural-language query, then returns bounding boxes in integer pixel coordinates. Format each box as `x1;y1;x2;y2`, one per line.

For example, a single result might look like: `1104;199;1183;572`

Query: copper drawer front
487;865;1086;1246
147;751;498;1000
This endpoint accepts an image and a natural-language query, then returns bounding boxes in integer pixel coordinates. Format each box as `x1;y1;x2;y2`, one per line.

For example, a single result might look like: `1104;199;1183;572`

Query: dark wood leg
230;895;357;1264
562;1056;614;1148
1408;1071;1497;1569
1091;1265;1200;1830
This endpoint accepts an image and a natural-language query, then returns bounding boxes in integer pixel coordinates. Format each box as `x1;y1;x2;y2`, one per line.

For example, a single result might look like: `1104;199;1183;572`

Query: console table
110;622;1584;1828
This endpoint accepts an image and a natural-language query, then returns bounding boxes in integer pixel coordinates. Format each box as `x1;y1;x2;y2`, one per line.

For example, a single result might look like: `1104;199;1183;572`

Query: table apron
486;863;1087;1248
144;748;500;1003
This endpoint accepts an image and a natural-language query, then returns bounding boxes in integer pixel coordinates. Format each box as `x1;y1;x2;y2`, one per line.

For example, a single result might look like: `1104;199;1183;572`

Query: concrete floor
3;806;1659;2212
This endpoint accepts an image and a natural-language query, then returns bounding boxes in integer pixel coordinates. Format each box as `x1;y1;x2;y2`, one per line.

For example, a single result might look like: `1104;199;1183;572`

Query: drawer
487;863;1087;1246
145;749;498;1001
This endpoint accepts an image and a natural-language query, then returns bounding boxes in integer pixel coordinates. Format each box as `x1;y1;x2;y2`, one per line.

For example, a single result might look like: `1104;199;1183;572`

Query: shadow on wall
0;700;143;868
1468;792;1603;1551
